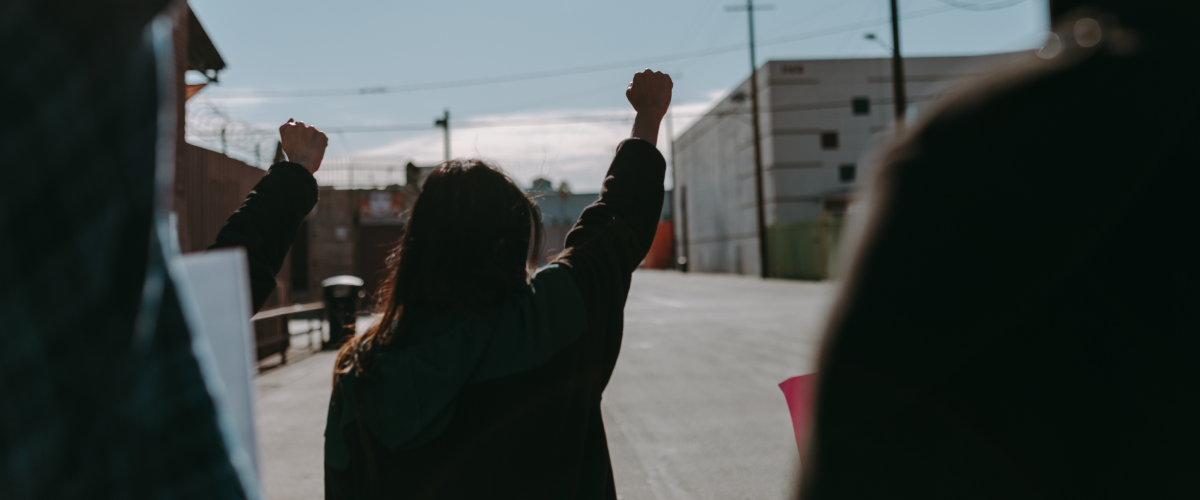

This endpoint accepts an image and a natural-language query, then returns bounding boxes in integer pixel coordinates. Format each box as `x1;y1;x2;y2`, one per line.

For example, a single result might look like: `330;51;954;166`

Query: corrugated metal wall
175;143;292;360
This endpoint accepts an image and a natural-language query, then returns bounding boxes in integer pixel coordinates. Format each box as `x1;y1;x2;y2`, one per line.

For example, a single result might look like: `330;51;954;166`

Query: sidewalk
256;349;336;499
255;315;379;499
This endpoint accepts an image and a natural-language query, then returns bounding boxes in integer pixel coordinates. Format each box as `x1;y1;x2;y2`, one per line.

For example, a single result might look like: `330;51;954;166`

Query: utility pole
889;0;908;127
434;109;450;162
680;186;690;273
726;0;772;279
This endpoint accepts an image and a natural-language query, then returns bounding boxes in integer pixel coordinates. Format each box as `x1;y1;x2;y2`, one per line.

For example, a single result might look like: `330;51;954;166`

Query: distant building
673;53;1025;279
529;180;674;267
291;164;430;305
292;169;678;308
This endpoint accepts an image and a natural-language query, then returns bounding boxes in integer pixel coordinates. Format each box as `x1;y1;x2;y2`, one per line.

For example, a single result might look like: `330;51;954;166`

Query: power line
191;91;961;140
933;0;1027;12
210;4;970;100
213;45;752;98
189;115;640;137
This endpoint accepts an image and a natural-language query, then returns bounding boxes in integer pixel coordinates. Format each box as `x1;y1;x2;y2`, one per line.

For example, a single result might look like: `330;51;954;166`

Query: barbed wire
185;100;279;168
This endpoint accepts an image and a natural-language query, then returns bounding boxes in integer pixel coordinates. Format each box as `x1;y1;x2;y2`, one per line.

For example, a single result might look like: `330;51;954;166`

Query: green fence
767;214;845;281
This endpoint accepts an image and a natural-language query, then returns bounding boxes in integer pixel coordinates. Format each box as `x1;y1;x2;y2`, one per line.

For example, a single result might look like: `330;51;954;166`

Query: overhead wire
758;0;855;39
470;80;617;116
192;89;967;140
211;4;969;100
190;0;1035;166
665;0;727;55
932;0;1027;12
833;0;884;57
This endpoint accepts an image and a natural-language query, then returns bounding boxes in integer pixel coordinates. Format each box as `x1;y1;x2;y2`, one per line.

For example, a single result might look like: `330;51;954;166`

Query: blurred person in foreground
322;71;671;499
799;1;1199;499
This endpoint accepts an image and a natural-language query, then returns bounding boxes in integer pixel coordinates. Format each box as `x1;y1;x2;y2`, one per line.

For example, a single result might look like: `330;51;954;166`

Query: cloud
342;93;728;193
180;90;732;193
669;90;727;135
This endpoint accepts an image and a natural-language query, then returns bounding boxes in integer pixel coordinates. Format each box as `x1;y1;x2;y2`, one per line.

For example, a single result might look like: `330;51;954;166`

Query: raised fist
626;69;673;118
279;118;328;174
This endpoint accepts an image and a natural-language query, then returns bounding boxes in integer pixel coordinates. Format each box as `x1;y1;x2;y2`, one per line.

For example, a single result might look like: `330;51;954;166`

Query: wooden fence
175;144;292;360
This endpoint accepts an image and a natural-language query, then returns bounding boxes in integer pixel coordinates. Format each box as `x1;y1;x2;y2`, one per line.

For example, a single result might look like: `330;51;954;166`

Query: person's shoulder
531;264;581;302
613;138;666;163
529;264;588;323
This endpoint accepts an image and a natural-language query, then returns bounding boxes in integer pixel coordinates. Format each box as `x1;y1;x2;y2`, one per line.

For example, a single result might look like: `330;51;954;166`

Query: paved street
255;270;834;500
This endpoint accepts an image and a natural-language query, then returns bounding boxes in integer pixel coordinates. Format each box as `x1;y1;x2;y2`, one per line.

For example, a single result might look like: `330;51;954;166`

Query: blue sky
186;0;1049;192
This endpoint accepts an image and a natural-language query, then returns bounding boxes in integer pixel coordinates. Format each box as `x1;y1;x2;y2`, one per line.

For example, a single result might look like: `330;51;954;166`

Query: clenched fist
279;118;328;174
626;69;673;119
626;70;672;147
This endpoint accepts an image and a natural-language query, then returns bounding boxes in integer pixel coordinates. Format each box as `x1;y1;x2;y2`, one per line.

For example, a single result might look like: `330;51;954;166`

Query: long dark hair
334;159;543;382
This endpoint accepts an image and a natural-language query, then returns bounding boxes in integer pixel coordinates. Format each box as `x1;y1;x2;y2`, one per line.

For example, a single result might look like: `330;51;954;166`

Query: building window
780;64;805;75
839;164;857;183
821;131;839;150
852;97;870;115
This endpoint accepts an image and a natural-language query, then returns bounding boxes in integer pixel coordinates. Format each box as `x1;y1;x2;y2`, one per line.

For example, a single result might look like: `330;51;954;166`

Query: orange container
642;221;674;269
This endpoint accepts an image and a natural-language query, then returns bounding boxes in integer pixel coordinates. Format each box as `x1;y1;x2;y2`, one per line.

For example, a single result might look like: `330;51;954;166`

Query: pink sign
778;374;815;457
358;191;405;225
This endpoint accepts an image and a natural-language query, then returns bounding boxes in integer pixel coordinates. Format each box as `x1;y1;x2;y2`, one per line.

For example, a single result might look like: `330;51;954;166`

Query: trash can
321;275;364;350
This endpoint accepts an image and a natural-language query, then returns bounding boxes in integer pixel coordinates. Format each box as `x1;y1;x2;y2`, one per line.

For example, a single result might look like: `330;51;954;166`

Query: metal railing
251;301;325;364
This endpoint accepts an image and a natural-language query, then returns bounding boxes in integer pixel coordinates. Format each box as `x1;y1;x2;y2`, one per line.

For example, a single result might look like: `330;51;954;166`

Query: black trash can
321;275;363;350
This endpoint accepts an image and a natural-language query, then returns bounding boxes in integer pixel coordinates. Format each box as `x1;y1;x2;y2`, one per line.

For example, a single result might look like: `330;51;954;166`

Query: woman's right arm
551;70;671;380
558;69;672;268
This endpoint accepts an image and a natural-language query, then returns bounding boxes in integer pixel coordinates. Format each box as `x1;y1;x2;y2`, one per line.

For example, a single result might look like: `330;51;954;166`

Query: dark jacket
210;162;318;313
324;139;665;499
799;13;1200;500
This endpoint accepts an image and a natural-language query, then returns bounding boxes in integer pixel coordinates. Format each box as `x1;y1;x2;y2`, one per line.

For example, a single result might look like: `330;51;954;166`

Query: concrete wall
292;188;358;303
289;185;415;304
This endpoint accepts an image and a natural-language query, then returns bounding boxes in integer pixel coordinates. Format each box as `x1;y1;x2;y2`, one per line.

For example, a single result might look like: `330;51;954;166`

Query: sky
186;0;1049;192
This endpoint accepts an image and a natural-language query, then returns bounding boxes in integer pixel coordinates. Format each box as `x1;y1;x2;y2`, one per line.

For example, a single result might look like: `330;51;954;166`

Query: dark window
780;64;805;75
852;97;870;115
290;221;309;291
839;164;857;183
821;131;839;150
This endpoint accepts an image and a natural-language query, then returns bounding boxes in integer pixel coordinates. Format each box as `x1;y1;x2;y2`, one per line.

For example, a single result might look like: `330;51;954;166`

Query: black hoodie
324;138;666;500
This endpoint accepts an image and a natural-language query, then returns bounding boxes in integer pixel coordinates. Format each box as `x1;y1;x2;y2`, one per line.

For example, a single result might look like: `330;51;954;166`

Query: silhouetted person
1;2;288;498
799;1;1200;499
322;70;672;499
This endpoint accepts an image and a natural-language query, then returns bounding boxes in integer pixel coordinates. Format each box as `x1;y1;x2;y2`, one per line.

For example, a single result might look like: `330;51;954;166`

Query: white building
673;53;1027;278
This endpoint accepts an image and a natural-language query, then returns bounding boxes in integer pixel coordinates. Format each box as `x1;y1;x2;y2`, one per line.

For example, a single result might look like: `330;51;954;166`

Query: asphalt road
255;270;834;500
